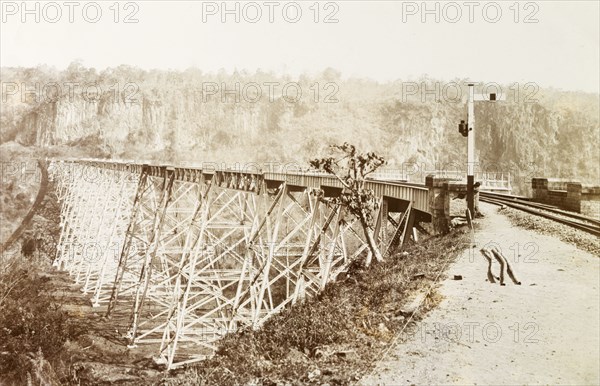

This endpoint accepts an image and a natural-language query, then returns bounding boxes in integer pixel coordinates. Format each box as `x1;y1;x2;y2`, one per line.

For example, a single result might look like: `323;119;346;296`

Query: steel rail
480;191;600;228
481;197;600;237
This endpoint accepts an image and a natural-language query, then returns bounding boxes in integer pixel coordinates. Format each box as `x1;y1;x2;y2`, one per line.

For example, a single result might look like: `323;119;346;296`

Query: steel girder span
49;160;426;369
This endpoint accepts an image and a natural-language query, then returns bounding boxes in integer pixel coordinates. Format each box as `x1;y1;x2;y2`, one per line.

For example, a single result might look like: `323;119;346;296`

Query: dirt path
361;202;600;385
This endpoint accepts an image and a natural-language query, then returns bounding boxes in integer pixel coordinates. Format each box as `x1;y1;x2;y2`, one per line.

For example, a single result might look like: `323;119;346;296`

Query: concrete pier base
426;175;450;235
532;178;582;213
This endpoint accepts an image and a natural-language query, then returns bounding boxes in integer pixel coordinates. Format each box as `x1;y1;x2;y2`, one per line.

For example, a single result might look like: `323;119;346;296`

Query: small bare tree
310;143;386;264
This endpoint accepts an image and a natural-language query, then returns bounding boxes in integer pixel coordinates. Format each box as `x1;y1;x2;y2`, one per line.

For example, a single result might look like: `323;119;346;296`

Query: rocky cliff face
3;68;598;194
15;93;279;155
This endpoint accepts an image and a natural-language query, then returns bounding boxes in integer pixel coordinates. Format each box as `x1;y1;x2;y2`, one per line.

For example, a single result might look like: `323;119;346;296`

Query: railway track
0;159;49;253
480;191;600;237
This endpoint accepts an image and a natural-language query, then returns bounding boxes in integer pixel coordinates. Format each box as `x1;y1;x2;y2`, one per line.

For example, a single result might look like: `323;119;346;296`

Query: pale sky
1;0;599;93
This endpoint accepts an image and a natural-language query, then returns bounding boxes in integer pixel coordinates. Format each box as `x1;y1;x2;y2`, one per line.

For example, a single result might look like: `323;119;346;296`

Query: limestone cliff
2;67;598;194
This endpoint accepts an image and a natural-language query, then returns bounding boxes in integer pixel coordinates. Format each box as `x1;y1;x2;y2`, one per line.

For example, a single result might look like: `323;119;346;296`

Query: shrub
0;259;87;384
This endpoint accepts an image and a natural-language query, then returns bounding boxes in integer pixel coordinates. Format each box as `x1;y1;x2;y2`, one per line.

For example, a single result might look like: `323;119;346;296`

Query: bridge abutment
532;178;582;213
566;183;582;213
582;185;600;201
426;176;450;234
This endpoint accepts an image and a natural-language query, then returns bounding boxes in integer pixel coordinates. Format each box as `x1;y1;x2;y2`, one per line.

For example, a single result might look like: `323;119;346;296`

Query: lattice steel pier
50;159;431;369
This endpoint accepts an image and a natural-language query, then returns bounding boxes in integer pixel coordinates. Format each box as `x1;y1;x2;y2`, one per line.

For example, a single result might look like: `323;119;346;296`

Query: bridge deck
53;159;431;215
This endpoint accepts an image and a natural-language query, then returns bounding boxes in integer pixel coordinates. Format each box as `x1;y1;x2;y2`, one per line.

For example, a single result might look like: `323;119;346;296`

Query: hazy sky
1;0;598;92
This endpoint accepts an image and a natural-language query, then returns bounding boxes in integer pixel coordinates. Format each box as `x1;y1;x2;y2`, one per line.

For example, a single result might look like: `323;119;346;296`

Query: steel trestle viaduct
49;159;435;369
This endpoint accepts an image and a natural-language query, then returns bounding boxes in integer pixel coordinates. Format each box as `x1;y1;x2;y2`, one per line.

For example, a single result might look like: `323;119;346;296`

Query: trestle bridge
50;159;437;369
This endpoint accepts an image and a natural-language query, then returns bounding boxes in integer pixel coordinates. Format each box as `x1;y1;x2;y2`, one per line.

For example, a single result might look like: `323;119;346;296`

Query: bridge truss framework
50;160;425;369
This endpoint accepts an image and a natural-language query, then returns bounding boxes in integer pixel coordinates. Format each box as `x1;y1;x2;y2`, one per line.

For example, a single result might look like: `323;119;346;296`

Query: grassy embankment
165;228;470;385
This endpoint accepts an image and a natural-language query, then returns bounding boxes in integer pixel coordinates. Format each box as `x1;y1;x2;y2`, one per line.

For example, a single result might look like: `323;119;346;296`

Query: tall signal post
467;83;476;218
459;83;505;218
